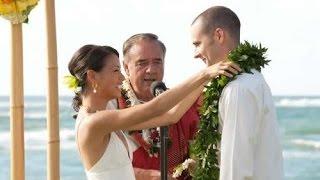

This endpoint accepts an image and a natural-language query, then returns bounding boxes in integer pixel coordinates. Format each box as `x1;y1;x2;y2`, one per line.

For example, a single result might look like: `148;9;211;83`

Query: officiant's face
191;20;222;66
124;40;164;101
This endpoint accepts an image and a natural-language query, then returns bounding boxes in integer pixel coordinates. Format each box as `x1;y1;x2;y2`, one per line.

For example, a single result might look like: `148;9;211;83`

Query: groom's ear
213;28;225;44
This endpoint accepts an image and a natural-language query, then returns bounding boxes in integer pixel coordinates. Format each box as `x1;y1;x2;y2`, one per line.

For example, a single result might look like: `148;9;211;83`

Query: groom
190;6;283;179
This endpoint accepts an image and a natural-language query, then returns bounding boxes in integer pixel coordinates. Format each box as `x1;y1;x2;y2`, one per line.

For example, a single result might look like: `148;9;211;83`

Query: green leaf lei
190;41;270;179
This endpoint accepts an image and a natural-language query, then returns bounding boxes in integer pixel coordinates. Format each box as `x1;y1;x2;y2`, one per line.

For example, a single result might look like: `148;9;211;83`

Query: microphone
151;81;169;180
150;81;167;97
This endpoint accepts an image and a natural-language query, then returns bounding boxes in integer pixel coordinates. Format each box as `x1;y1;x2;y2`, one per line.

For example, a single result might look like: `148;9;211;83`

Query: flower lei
0;0;39;24
173;41;270;179
121;78;172;157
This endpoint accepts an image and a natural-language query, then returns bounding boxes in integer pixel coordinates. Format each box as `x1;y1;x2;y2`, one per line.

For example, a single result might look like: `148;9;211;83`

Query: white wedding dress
75;108;136;180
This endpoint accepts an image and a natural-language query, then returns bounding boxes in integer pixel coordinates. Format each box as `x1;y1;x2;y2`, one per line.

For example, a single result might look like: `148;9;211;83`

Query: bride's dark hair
68;45;119;112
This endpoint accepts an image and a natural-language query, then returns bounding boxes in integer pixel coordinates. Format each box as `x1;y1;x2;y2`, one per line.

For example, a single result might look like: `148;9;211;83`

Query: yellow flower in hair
63;75;79;91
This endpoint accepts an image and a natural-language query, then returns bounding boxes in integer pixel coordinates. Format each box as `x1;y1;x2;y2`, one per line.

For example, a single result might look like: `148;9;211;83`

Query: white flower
172;158;196;178
121;79;141;106
182;158;195;169
75;86;82;93
172;166;183;178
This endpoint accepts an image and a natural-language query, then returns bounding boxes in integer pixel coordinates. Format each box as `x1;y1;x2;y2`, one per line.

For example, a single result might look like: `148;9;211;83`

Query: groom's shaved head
192;6;241;43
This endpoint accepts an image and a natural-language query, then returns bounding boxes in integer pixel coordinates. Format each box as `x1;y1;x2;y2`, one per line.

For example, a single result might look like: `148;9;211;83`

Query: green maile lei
176;41;270;179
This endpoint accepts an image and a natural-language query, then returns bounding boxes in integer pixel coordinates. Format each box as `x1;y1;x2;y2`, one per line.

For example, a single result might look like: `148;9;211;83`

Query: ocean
0;96;319;179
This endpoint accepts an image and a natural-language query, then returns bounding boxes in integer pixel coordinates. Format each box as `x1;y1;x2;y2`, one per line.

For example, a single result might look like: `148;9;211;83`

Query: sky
0;0;319;96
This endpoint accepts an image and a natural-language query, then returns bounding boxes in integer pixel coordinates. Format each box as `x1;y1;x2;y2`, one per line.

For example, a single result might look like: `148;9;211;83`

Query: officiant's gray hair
122;33;166;63
192;6;241;43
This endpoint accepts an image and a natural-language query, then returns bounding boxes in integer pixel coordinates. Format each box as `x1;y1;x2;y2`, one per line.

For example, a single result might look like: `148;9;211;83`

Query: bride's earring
93;83;97;94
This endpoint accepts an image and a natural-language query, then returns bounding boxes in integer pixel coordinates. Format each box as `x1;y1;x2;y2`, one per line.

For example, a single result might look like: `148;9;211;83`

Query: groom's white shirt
219;70;283;180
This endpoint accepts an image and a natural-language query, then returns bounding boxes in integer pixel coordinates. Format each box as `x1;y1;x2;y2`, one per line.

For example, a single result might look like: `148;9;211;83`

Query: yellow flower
0;0;39;24
16;1;29;12
63;75;79;91
2;0;13;4
0;3;15;14
29;0;39;5
17;0;38;13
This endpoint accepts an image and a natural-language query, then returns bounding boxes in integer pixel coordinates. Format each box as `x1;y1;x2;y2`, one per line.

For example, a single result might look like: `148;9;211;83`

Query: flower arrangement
0;0;39;24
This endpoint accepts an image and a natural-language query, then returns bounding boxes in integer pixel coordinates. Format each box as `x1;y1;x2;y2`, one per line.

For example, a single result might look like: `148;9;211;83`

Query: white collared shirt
219;70;283;180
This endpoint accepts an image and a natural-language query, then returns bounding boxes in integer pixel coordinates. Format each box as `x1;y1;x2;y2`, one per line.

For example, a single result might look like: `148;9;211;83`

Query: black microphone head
150;81;167;97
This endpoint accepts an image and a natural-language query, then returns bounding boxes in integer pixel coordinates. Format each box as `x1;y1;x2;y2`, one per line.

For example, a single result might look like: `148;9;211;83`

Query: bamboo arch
10;22;25;180
45;0;60;180
1;0;60;179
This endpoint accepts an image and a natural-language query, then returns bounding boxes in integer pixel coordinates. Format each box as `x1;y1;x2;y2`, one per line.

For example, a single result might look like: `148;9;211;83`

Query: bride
67;44;240;179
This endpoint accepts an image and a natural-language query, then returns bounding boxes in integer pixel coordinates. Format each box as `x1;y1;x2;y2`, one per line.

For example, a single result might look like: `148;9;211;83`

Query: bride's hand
206;60;241;79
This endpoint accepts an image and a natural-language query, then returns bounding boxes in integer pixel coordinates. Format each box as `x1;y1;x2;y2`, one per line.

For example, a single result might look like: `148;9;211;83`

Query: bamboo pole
10;23;25;180
44;0;60;179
